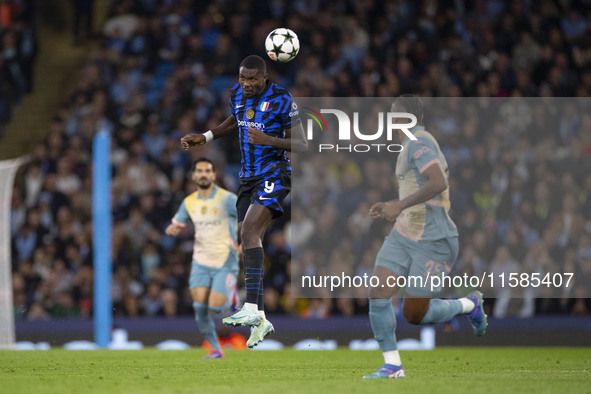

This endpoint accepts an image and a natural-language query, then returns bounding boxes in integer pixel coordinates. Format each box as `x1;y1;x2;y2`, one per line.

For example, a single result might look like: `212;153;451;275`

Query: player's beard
197;179;212;189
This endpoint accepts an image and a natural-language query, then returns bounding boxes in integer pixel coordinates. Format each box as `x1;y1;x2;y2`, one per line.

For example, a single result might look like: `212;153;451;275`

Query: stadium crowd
0;0;37;136
10;0;591;321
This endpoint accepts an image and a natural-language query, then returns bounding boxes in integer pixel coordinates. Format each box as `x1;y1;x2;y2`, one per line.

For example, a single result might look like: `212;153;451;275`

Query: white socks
242;302;266;320
458;297;476;314
383;350;402;366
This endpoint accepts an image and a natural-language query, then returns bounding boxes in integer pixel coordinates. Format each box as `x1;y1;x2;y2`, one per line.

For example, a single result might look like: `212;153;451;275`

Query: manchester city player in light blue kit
364;95;488;379
180;55;307;348
166;158;238;359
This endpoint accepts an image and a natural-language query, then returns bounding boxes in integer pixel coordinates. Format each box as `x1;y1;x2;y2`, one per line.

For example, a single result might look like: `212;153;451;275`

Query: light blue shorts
189;261;238;301
375;228;459;297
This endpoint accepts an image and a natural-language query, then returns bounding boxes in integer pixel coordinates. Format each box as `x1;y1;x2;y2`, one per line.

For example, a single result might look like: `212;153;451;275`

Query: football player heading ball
180;55;307;349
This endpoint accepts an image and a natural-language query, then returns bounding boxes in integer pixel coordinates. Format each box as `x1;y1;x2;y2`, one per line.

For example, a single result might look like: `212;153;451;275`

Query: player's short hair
193;157;215;171
393;94;424;120
239;55;267;74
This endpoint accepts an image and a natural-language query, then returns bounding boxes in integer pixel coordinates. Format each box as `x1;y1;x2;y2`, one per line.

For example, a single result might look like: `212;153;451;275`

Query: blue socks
193;302;221;351
419;299;463;325
244;247;264;305
258;276;264;311
369;298;398;352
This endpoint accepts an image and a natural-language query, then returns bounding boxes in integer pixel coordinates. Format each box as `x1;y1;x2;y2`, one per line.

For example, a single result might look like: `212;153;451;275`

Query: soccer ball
265;28;300;63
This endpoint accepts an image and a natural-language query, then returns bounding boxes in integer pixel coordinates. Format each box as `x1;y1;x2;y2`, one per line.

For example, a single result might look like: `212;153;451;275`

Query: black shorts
236;169;291;222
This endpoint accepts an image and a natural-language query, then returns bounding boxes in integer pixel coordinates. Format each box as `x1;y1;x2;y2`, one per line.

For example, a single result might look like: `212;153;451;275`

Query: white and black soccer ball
265;28;300;63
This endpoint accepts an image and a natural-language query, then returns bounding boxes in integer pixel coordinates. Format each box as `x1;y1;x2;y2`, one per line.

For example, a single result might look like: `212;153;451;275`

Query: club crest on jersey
201;206;207;215
260;102;270;111
246;108;255;119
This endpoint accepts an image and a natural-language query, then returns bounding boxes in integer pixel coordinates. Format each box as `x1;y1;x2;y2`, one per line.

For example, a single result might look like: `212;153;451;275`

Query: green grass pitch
1;347;589;394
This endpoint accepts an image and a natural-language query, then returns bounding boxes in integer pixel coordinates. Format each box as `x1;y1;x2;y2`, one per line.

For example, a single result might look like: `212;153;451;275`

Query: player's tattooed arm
247;123;308;152
180;115;238;150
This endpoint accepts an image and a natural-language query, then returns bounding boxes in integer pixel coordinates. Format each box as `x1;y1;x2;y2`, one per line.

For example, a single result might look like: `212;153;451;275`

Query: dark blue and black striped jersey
229;81;300;179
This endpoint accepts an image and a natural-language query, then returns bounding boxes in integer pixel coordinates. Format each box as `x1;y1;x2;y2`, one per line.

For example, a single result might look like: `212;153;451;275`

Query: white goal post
0;157;28;349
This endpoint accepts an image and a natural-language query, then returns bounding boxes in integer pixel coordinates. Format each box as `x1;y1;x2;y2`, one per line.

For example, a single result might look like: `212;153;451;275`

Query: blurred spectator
161;288;178;318
27;302;50;321
51;291;81;318
112;265;143;316
490;246;520;319
140;280;163;317
14;224;36;262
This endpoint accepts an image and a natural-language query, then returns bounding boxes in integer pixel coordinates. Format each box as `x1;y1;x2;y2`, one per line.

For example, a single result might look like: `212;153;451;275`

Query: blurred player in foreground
165;158;238;359
180;55;307;348
364;95;488;379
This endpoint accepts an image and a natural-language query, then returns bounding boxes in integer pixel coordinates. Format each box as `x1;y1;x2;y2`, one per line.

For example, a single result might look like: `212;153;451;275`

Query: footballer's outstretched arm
180;115;237;150
246;122;308;152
